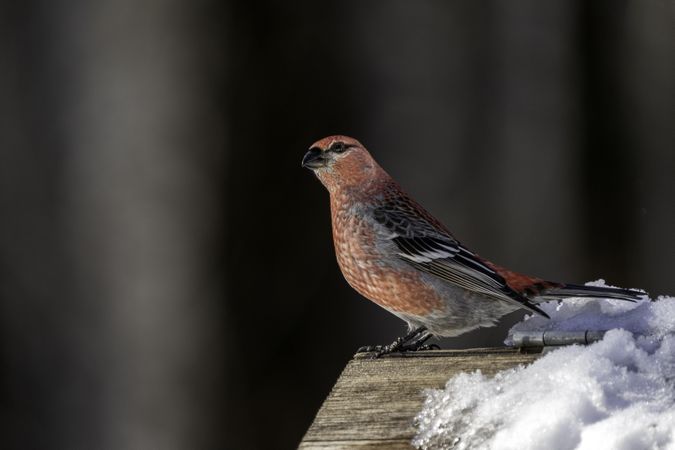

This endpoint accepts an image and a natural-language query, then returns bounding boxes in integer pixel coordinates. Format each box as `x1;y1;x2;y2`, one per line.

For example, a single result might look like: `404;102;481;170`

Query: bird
302;135;645;357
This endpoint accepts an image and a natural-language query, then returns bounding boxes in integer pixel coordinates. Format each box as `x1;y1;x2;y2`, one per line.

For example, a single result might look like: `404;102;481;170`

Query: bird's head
302;135;383;193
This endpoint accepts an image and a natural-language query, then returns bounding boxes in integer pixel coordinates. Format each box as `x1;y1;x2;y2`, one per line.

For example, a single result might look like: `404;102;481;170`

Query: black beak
301;147;326;169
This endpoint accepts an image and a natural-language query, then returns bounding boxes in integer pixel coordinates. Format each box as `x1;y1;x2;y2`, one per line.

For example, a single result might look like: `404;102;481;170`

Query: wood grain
299;348;540;449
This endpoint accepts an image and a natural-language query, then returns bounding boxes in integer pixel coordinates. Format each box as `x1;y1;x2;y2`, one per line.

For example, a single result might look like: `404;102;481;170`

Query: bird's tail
534;283;646;302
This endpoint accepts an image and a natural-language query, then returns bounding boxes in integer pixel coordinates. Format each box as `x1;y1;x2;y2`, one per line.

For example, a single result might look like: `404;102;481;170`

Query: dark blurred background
1;1;673;449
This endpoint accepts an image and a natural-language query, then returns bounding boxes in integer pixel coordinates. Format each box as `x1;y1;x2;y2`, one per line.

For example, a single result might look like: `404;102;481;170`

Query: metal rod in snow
510;330;607;348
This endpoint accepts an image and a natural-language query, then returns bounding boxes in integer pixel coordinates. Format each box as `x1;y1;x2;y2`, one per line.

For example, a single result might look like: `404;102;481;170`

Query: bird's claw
357;345;383;353
415;343;440;351
356;327;438;358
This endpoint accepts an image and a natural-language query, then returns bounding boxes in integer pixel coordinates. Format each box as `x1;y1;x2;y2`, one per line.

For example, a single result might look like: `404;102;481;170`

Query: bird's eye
331;142;347;153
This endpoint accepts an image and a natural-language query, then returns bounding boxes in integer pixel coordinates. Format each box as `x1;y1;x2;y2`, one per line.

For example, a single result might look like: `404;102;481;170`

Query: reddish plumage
303;135;644;350
488;264;560;295
331;187;445;316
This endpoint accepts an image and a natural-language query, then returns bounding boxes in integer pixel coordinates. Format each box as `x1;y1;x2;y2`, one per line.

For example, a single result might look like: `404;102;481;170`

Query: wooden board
299;348;540;449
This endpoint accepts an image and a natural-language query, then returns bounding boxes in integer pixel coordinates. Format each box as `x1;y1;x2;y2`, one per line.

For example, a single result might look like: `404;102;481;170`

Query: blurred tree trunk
0;2;227;449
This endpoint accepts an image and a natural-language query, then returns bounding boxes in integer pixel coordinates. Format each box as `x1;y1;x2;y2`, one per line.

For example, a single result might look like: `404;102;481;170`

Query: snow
413;281;675;450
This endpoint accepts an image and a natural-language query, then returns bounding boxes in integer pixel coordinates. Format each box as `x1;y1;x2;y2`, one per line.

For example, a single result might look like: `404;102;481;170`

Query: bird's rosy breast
331;208;444;315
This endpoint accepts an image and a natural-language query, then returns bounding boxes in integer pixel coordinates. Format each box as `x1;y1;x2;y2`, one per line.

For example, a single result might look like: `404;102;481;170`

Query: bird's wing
373;202;550;318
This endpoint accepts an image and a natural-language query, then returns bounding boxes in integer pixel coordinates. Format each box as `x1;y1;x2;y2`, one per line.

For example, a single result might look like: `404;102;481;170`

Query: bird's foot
356;340;403;357
357;327;437;358
403;343;440;352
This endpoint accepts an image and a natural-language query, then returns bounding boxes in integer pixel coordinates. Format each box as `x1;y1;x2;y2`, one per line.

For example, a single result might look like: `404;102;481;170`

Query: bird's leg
357;326;437;357
399;331;430;351
398;330;440;352
357;326;425;353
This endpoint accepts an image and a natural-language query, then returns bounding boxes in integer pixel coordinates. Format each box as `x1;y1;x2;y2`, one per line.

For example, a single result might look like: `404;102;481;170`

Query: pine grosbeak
302;135;643;356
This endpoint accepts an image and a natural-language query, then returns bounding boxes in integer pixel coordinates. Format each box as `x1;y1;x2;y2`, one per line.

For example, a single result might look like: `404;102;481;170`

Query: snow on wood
299;348;539;449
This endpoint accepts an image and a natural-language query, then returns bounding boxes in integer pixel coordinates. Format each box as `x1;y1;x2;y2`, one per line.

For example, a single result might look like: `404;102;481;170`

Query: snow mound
506;280;673;343
413;283;675;450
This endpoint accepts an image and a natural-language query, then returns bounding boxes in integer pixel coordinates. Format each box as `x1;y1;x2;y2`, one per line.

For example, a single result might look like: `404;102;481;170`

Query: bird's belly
408;276;520;336
334;234;518;334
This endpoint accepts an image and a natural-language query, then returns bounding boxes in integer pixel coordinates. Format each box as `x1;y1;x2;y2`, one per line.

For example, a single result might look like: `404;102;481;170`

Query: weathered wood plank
299;348;539;449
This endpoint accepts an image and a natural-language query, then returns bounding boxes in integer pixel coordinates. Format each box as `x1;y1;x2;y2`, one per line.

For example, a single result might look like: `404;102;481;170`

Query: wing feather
374;202;549;318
